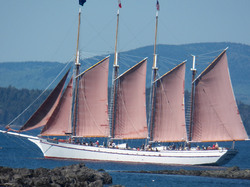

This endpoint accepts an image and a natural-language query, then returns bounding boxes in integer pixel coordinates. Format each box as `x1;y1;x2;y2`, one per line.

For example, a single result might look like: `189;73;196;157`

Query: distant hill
1;42;250;103
0;62;66;90
0;87;249;136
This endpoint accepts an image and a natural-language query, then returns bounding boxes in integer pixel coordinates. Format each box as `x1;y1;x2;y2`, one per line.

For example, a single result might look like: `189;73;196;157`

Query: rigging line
158;55;183;63
7;61;72;126
197;55;218;60
119;58;147;69
49;14;79;61
119;56;135;65
79;58;109;75
156;58;185;75
80;15;116;53
156;66;173;78
116;59;148;80
195;48;226;57
119;54;148;67
119;15;155;52
154;71;161;82
2;132;42;155
158;16;182;46
157;61;179;70
79;51;108;60
88;56;109;62
195;59;216;66
195;61;211;67
189;49;225;66
118;61;137;70
119;54;142;61
84;52;111;58
79;59;93;69
79;52;109;63
120;53;147;59
79;48;112;58
119;56;144;65
118;57;134;69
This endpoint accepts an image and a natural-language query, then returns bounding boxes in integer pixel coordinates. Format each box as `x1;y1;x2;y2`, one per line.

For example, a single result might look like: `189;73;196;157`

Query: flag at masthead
156;0;160;11
79;0;86;6
118;0;122;8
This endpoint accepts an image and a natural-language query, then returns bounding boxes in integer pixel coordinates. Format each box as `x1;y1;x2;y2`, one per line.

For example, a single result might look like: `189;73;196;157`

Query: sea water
0;132;250;187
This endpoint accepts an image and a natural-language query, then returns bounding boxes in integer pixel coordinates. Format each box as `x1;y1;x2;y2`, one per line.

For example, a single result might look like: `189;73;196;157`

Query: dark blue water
1;132;250;186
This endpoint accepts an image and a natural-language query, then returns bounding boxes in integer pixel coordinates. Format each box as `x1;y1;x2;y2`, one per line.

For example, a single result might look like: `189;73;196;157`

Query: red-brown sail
114;58;148;139
41;77;73;136
76;57;110;137
152;62;187;142
192;50;248;142
19;69;70;132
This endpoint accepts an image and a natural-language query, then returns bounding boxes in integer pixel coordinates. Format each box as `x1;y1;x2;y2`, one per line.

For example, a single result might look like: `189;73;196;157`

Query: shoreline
1;163;250;186
119;166;250;180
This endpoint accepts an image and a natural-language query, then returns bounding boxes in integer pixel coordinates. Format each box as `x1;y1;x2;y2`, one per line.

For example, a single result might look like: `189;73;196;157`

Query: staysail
41;77;73;136
192;50;248;142
114;58;148;139
19;69;70;132
152;61;187;142
75;57;110;137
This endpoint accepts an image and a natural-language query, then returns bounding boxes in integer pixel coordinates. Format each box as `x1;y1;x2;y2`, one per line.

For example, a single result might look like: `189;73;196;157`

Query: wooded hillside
0;87;249;135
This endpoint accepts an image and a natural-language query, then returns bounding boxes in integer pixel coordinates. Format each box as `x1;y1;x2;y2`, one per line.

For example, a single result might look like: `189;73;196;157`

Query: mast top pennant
79;0;86;6
118;0;122;8
156;0;160;11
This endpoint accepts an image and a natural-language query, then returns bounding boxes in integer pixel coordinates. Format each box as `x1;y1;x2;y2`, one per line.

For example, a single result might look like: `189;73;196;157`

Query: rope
1;132;43;155
7;60;72;126
79;14;115;54
193;48;225;66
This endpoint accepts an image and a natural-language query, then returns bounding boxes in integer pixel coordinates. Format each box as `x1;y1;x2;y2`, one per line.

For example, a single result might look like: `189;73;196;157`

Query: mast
149;9;159;142
110;8;120;138
188;55;196;141
72;8;82;136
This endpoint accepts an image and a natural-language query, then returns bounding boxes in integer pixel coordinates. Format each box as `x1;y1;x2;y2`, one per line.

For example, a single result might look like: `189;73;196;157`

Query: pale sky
1;0;250;63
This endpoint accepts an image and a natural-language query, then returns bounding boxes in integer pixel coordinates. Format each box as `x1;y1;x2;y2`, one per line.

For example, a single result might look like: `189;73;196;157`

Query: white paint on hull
28;138;236;165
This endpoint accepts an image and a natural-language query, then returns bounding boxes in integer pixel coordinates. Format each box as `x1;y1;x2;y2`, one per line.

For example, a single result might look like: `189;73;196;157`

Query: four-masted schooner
1;1;248;166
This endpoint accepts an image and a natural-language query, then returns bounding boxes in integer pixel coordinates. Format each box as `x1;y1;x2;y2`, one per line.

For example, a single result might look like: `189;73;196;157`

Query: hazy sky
1;0;250;63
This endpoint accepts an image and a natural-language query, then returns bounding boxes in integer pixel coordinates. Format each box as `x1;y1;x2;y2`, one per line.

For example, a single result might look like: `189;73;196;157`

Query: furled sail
192;50;248;142
19;69;70;132
75;57;110;137
114;58;148;139
41;77;73;136
152;61;187;142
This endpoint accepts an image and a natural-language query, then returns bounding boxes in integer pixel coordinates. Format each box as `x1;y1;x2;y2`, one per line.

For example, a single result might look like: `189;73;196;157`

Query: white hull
28;137;236;166
0;131;237;165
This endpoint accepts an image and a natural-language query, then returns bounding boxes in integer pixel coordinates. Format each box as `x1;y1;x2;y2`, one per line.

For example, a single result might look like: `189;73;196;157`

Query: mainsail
41;77;73;136
192;50;248;142
152;61;187;142
75;57;110;137
19;69;70;132
114;58;148;139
